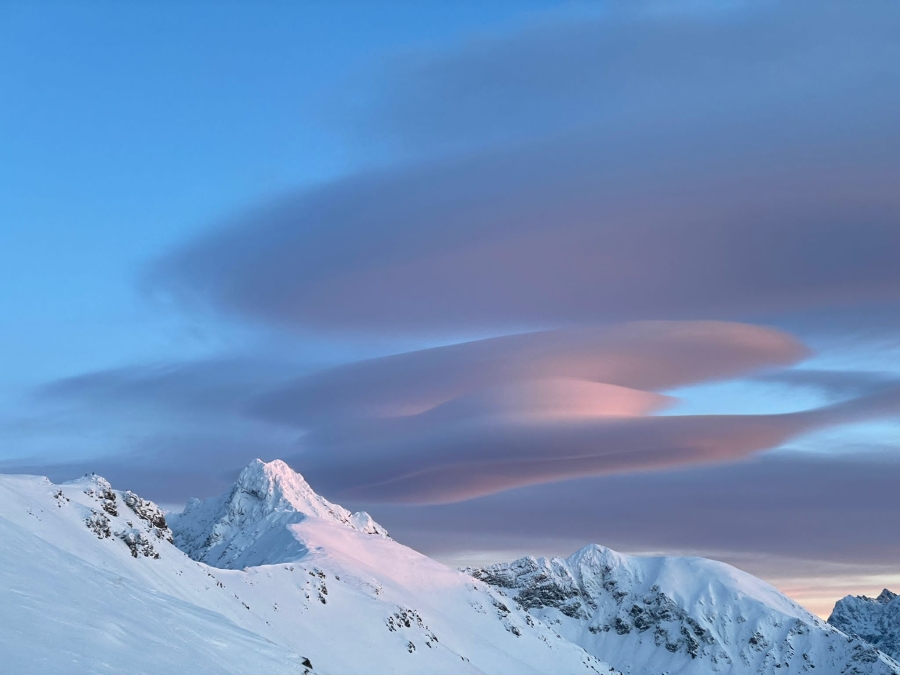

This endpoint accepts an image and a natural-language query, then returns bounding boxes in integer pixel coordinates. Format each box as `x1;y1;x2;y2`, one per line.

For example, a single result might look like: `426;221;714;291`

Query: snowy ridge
171;459;389;569
0;472;316;675
1;462;617;675
470;545;900;675
4;457;897;675
830;589;900;661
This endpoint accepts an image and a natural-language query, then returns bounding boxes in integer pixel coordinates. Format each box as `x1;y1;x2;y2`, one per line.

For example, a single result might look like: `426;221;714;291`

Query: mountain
470;547;900;675
0;472;313;675
0;462;616;675
830;589;900;661
3;458;897;675
168;458;613;674
170;459;390;569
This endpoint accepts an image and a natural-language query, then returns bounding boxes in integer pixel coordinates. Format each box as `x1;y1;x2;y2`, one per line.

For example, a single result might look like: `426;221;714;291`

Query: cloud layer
252;321;808;426
297;385;900;503
149;1;900;336
27;319;900;505
357;450;900;599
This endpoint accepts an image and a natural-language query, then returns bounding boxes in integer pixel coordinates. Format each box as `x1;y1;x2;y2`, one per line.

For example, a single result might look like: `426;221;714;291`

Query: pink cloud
253;320;808;426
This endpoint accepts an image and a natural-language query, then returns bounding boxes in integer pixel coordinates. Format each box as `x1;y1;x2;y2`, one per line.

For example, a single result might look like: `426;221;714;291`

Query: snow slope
470;546;900;675
170;459;616;675
0;473;313;675
830;589;900;661
0;463;615;675
5;457;896;675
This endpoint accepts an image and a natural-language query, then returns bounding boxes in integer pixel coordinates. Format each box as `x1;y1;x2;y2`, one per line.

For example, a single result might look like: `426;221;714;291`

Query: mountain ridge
830;589;900;661
1;458;897;675
0;461;617;674
469;544;900;674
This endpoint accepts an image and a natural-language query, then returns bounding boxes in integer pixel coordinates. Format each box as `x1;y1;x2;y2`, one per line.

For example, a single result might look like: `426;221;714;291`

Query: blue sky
1;1;575;391
2;1;899;616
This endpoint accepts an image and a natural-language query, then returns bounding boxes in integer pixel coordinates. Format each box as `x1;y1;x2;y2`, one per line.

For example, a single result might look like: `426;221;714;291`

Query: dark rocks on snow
85;511;111;539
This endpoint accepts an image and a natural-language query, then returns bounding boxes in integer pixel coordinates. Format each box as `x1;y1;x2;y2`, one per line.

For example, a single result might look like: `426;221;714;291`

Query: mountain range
1;458;897;674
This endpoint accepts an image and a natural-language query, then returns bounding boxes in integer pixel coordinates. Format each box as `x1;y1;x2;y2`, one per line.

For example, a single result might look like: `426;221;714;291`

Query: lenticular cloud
241;320;900;503
252;321;809;427
147;2;900;335
31;319;900;504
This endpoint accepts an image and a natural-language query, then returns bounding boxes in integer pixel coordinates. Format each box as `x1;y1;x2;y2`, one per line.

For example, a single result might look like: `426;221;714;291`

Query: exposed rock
830;590;900;661
470;545;900;675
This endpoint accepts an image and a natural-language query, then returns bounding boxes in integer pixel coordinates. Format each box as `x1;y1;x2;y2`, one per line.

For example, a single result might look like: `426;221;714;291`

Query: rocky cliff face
470;545;900;675
78;473;174;558
830;589;900;661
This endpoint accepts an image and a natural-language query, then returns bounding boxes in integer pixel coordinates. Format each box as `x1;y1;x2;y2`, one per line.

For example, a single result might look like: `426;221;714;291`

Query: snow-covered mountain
170;459;390;569
0;472;314;675
830;589;900;661
0;461;616;675
3;458;898;675
470;547;900;675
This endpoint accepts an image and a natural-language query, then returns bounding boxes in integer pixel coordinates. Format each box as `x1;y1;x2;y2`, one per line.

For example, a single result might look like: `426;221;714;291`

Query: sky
2;0;899;618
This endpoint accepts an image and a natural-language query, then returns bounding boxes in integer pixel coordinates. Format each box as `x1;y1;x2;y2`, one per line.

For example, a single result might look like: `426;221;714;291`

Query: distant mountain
470;547;900;675
830;589;900;661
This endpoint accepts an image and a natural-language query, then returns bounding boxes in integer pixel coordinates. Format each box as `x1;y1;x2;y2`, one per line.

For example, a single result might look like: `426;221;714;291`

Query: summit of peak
235;458;315;501
238;458;306;482
228;459;342;524
249;457;293;474
829;588;900;662
170;458;389;569
563;543;629;569
876;589;898;604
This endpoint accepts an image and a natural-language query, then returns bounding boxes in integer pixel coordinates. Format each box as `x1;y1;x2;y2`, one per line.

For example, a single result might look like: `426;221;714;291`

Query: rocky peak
229;459;347;523
72;474;173;558
878;590;899;604
472;545;900;675
170;459;388;568
829;588;900;661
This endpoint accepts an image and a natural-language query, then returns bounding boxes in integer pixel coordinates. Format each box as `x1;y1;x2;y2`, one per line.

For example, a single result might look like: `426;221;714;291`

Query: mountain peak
170;458;388;568
470;544;900;675
233;458;320;514
829;588;900;662
240;457;299;481
877;589;898;604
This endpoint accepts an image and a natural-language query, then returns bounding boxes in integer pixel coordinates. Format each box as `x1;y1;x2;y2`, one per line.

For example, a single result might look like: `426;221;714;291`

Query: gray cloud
36;357;297;418
362;449;900;568
295;385;900;503
358;2;900;155
148;1;900;336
